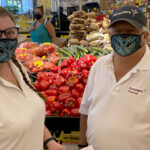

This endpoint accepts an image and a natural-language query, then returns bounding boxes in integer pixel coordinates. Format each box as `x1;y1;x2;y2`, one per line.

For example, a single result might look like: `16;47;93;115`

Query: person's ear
109;31;112;39
142;32;149;44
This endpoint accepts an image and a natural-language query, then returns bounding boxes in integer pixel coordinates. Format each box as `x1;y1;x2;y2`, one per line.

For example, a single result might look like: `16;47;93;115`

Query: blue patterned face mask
0;39;18;63
111;33;144;56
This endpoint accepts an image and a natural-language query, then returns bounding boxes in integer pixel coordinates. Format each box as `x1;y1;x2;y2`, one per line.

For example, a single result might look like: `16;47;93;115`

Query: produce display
68;10;98;47
58;45;111;61
15;42;59;74
15;41;112;117
68;10;113;50
34;55;97;117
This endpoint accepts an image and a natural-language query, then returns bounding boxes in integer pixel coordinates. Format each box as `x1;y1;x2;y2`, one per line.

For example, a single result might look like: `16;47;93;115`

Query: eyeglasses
0;27;19;39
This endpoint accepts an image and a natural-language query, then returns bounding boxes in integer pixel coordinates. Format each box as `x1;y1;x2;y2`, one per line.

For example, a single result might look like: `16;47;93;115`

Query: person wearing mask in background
29;6;56;44
79;5;150;150
0;6;66;150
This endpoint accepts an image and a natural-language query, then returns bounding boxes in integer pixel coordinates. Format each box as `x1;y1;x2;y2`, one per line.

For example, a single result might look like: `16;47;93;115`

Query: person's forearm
43;125;52;142
79;114;88;149
51;36;56;44
28;25;34;33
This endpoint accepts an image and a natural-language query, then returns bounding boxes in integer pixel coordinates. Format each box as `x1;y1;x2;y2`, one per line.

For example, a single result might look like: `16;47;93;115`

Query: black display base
45;116;80;144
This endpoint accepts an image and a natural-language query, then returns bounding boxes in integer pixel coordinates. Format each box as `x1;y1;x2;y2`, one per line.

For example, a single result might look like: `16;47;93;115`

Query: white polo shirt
0;60;45;150
80;45;150;150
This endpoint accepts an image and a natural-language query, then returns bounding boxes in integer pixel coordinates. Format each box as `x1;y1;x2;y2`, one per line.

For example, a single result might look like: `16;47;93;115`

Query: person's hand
28;25;34;33
47;140;67;150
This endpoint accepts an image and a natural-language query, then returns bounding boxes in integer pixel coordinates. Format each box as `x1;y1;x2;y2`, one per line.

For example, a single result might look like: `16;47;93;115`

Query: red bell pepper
48;78;53;85
80;92;84;97
46;89;58;96
58;86;70;94
70;108;80;117
49;84;58;90
40;91;47;98
71;89;80;98
46;110;52;116
53;73;60;80
65;97;77;110
47;72;55;79
70;61;78;69
61;108;71;117
82;70;89;78
37;72;45;81
50;65;58;73
61;56;76;69
77;59;88;70
39;80;50;91
76;72;83;81
45;103;50;111
84;54;97;61
53;76;65;87
58;93;71;103
66;71;73;79
72;69;79;76
48;44;55;52
47;96;57;104
50;101;64;115
61;60;69;69
82;78;88;85
57;65;62;74
61;68;72;78
34;81;41;91
66;81;75;88
77;97;82;108
44;62;55;71
66;56;76;65
75;83;85;92
68;75;79;84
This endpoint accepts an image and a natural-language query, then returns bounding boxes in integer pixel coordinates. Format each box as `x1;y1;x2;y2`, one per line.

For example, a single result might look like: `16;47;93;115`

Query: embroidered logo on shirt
128;86;146;95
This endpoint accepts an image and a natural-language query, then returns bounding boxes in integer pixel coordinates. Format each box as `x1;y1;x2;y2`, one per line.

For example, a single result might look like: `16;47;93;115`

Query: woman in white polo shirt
0;7;66;150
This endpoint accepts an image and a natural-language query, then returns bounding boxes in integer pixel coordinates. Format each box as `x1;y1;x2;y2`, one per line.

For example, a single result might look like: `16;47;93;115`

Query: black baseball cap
109;5;147;28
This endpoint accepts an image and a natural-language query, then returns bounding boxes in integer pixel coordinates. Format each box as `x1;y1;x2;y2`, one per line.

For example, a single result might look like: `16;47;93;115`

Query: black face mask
33;14;42;20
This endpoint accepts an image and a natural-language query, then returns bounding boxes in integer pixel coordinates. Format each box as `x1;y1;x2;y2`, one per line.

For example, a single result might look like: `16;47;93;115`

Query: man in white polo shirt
79;5;150;150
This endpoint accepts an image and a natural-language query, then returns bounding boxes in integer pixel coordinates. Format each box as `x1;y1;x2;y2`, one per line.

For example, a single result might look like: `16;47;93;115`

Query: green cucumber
58;48;72;57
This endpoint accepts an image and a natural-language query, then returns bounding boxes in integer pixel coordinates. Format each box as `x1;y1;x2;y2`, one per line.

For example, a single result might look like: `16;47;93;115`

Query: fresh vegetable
49;101;64;115
38;80;50;91
58;93;71;103
65;97;77;109
58;86;70;94
71;89;80;98
68;75;79;84
46;89;58;96
70;108;80;117
61;108;71;116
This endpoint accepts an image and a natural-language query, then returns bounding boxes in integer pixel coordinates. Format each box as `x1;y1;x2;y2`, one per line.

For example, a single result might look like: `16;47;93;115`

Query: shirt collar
135;45;150;71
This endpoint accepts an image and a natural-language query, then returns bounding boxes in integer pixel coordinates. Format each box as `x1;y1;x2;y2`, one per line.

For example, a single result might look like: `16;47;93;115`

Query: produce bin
45;116;80;144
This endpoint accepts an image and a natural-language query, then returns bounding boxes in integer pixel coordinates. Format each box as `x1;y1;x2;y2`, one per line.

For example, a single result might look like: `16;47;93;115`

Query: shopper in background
29;6;56;44
51;7;70;31
79;5;150;150
0;6;65;150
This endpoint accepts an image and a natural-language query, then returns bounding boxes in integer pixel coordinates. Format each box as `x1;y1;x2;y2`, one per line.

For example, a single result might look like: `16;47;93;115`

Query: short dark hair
0;6;15;24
